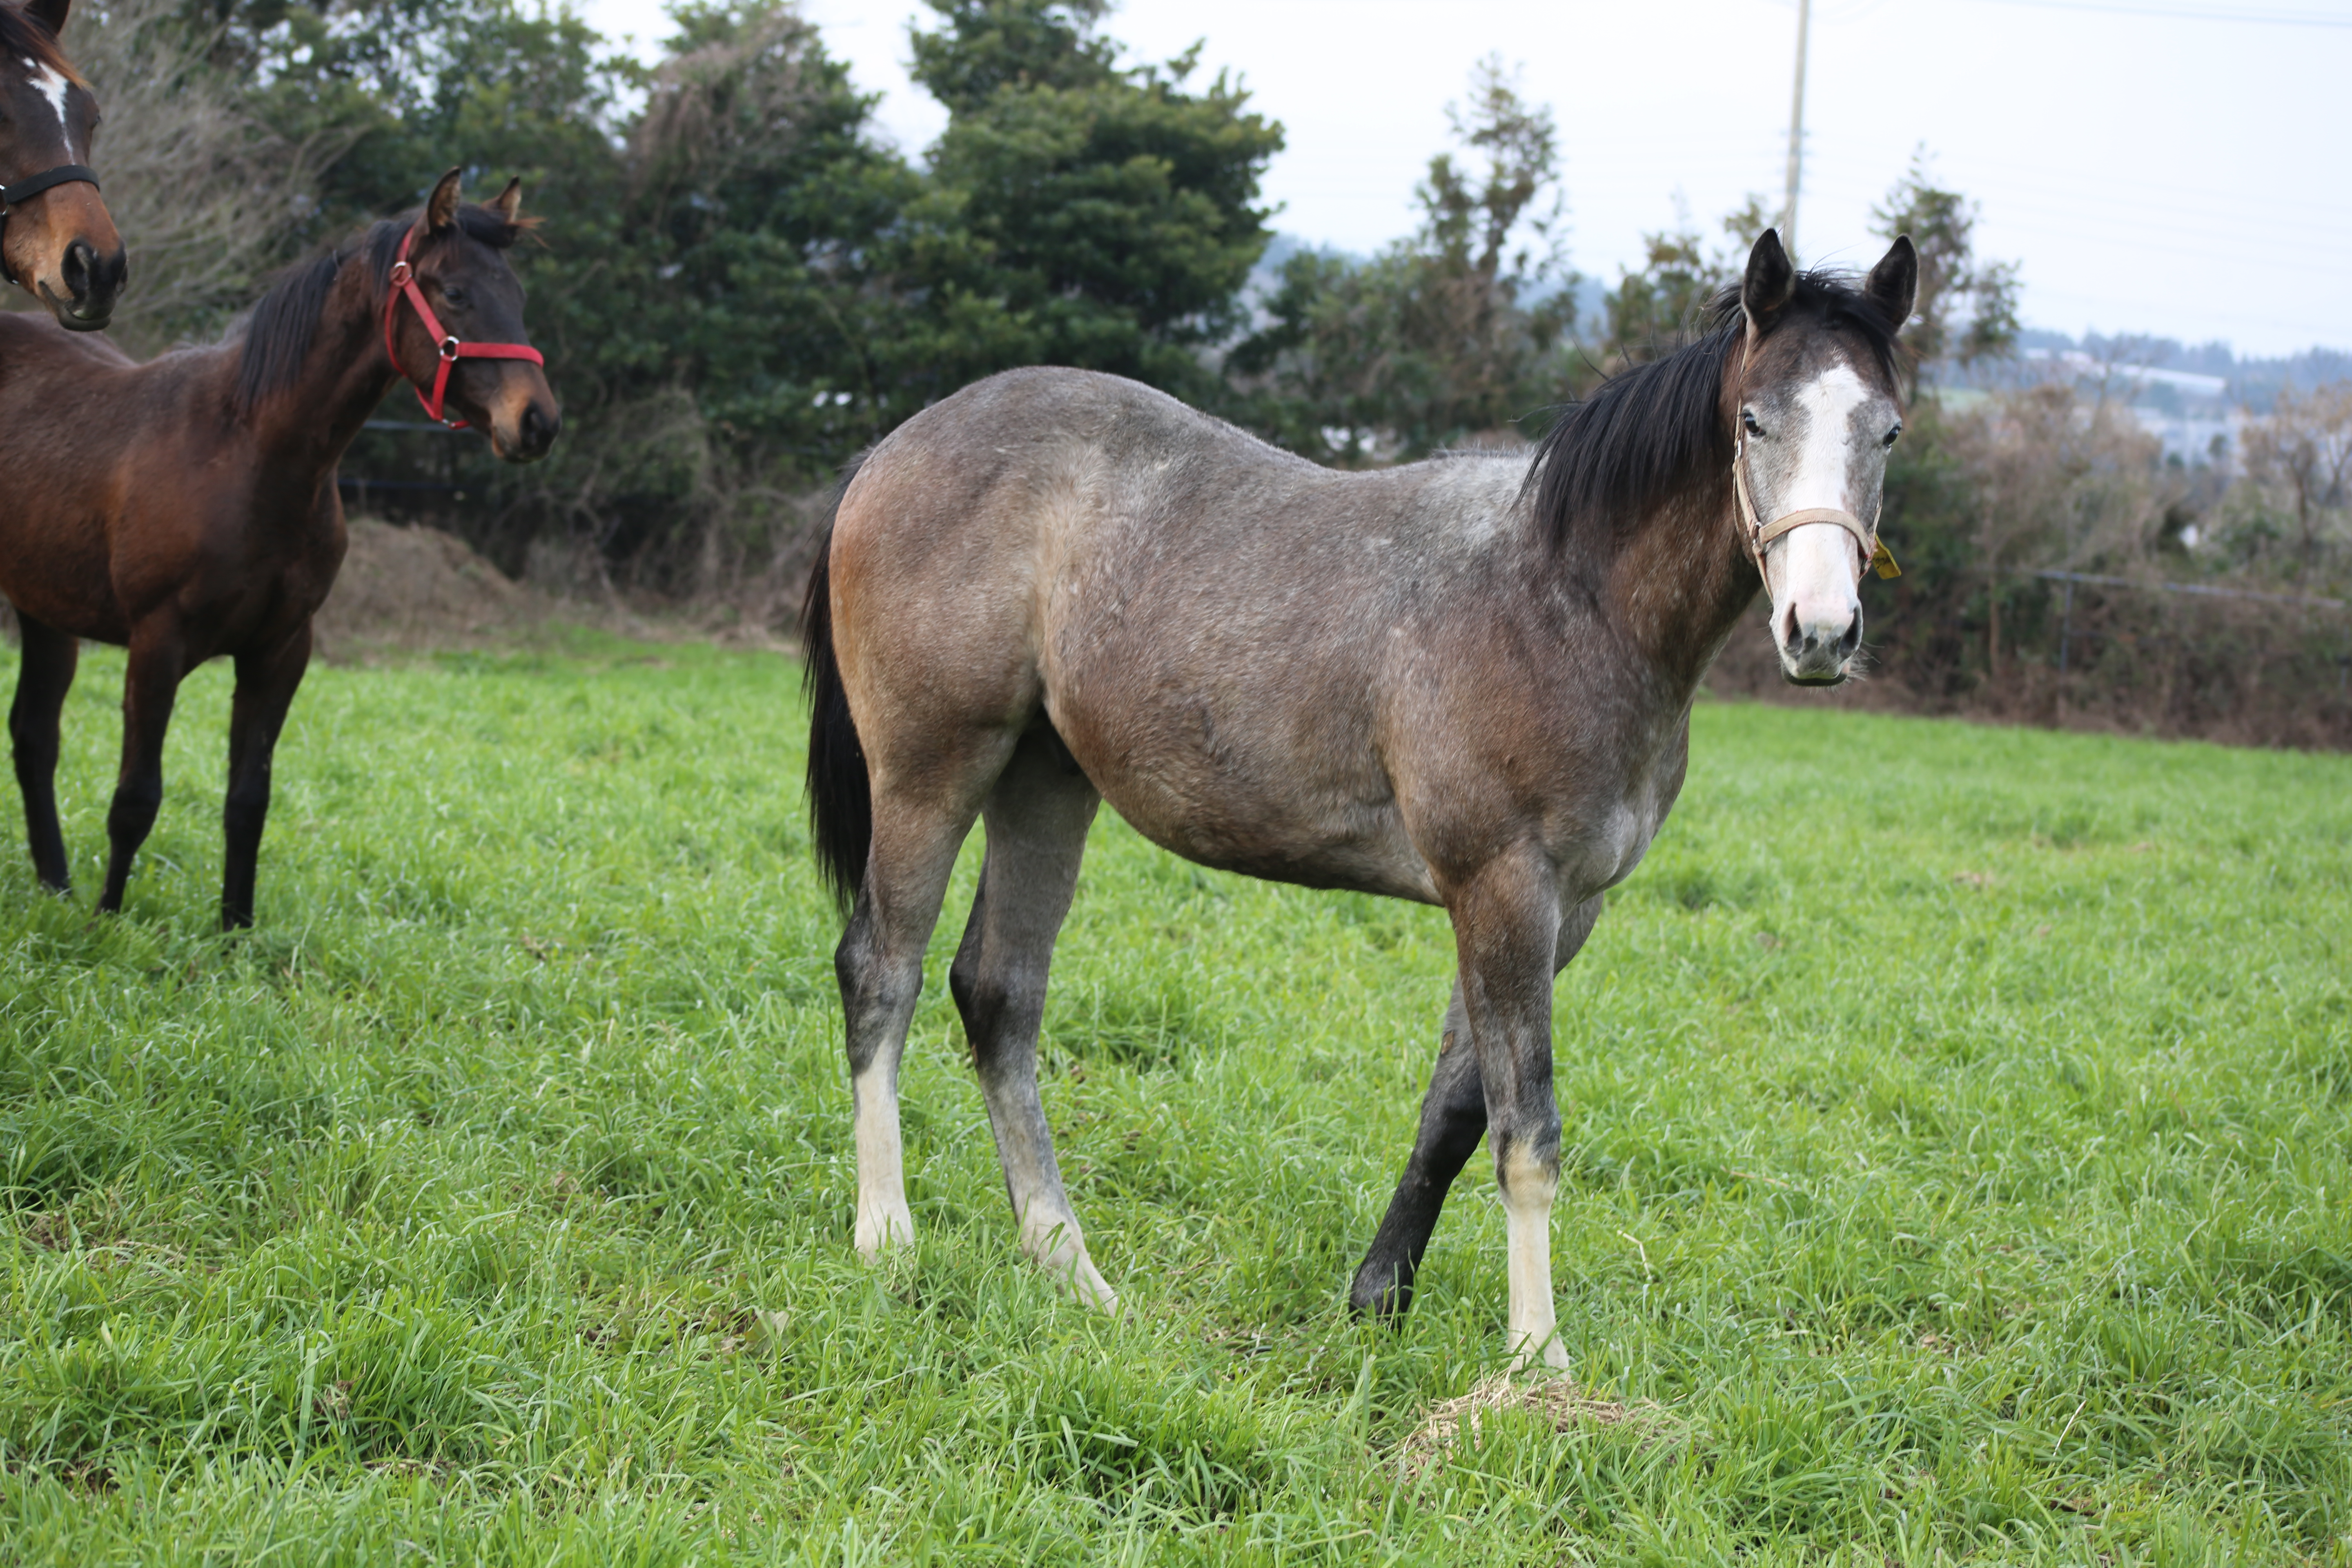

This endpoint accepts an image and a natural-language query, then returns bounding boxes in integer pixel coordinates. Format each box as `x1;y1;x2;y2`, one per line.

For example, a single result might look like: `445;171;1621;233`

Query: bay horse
0;169;559;929
803;230;1918;1367
0;0;126;329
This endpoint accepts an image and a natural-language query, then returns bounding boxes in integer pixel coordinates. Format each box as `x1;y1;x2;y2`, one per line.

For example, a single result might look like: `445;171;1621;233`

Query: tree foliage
1229;58;1574;461
1598;195;1771;365
1871;150;2020;384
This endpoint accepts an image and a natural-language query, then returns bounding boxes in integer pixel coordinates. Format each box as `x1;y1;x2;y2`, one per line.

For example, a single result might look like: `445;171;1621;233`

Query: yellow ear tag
1870;540;1902;579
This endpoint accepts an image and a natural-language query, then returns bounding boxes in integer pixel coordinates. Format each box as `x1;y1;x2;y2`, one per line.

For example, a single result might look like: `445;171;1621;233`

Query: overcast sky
576;0;2352;359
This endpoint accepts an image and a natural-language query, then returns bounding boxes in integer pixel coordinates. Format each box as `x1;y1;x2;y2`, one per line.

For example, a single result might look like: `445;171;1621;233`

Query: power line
1956;0;2352;24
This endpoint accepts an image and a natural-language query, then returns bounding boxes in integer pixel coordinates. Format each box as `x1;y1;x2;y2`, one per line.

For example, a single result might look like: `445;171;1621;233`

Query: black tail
802;458;871;915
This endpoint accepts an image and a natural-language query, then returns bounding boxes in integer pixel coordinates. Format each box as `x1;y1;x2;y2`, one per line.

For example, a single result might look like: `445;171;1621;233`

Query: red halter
382;226;544;429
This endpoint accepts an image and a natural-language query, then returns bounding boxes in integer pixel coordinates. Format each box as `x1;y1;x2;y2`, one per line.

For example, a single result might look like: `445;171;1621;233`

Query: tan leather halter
1731;347;1901;583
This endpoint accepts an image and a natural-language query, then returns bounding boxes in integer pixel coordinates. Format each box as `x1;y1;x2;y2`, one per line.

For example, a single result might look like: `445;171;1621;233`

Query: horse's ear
26;0;70;38
1866;235;1919;333
425;167;464;236
488;178;523;225
1742;229;1797;341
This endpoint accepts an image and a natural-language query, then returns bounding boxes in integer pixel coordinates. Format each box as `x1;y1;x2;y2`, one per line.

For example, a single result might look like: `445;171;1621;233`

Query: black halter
0;163;100;286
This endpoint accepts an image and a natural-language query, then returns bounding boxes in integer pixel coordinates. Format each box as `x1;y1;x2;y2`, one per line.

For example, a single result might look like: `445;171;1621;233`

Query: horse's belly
1075;733;1440;904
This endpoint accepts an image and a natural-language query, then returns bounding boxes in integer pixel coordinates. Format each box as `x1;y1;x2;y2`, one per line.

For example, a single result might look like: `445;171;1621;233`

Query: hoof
853;1204;913;1260
1348;1261;1413;1322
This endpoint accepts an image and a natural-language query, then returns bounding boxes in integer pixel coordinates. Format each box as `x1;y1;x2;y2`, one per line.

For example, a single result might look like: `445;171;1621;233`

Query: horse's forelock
0;5;83;87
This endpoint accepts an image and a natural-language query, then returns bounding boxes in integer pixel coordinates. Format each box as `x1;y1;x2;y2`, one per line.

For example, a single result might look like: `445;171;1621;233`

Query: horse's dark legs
8;614;80;891
1349;981;1482;1320
97;626;188;915
1354;888;1604;1362
220;623;313;930
947;729;1111;1309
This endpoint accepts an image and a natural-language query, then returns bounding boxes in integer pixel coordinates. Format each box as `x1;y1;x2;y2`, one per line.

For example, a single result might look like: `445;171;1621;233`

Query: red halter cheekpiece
382;226;544;429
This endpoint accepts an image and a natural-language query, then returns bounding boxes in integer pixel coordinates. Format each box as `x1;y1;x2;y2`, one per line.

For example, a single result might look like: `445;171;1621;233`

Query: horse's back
830;368;1531;898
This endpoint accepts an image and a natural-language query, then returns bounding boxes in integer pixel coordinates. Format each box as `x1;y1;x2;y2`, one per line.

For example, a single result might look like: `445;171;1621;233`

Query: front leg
220;622;314;930
8;613;80;891
1350;979;1480;1320
1454;852;1575;1371
98;623;190;915
1352;895;1602;1324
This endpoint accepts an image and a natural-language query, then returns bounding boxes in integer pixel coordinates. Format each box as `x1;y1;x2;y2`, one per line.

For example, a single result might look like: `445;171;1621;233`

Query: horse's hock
313;517;540;659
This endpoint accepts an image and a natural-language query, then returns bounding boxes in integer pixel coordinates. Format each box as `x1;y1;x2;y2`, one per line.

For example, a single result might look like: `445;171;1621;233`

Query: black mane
234;205;522;418
0;4;79;84
1527;270;1904;562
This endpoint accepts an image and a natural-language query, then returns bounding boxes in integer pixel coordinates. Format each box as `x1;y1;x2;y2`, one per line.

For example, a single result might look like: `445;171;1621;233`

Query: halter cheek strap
383;227;545;429
0;163;101;287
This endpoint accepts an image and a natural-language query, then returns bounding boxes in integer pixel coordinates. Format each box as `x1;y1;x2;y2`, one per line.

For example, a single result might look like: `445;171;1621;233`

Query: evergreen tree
903;0;1285;398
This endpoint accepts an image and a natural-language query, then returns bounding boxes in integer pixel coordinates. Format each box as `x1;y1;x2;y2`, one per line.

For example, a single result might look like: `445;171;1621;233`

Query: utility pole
1782;0;1811;260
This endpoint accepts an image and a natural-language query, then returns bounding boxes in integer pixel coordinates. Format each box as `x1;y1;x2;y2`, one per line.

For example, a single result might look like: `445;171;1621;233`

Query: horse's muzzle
1775;597;1863;685
45;238;127;330
494;399;562;464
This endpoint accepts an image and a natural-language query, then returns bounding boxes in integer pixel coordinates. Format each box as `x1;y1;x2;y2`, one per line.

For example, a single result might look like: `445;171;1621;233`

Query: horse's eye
441;285;469;307
1742;410;1765;437
1882;422;1903;447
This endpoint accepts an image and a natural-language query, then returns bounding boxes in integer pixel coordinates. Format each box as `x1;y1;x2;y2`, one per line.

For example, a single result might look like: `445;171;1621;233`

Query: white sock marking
851;1059;913;1257
1502;1147;1569;1372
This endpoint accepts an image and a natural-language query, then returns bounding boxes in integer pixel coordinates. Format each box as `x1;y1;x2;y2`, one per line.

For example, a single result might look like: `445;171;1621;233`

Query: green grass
1;635;2348;1565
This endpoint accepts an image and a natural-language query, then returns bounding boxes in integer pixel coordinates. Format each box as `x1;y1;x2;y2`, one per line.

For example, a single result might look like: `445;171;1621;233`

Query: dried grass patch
1400;1374;1664;1476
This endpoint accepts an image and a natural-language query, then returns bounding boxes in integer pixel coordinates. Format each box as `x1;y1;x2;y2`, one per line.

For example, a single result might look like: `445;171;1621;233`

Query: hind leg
839;739;1011;1258
947;730;1113;1310
9;614;80;891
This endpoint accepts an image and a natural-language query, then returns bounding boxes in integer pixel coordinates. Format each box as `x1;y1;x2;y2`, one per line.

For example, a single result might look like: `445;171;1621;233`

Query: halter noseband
1733;449;1900;582
1731;341;1900;584
383;226;545;429
0;163;100;287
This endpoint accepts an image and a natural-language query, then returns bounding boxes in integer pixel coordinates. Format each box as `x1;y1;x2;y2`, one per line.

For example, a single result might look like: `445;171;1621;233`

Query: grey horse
803;229;1916;1368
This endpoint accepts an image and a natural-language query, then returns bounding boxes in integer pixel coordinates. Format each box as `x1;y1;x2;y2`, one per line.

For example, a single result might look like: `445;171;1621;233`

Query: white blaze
1763;362;1875;675
1778;363;1873;516
27;63;74;160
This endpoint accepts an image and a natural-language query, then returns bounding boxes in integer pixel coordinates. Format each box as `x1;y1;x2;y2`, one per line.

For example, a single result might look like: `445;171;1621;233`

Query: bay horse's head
384;169;561;462
1731;229;1916;684
0;0;124;330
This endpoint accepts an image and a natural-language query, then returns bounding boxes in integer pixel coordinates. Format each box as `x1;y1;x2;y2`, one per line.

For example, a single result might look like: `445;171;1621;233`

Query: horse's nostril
62;240;92;297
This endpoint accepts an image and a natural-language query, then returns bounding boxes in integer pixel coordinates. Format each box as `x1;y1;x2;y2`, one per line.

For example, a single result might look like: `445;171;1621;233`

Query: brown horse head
383;169;560;461
0;0;125;330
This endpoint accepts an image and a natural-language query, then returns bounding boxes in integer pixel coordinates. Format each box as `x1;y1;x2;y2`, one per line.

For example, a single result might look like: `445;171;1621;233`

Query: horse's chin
38;285;113;332
1778;666;1853;688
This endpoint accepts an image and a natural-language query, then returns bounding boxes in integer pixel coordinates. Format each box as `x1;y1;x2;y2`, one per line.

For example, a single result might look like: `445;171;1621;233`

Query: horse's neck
1598;473;1758;700
247;273;401;467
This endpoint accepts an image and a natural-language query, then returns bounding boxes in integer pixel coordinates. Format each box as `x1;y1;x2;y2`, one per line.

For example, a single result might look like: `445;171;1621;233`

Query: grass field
1;636;2348;1565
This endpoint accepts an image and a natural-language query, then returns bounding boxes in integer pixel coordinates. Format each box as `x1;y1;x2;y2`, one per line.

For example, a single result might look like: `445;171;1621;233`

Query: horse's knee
107;775;164;837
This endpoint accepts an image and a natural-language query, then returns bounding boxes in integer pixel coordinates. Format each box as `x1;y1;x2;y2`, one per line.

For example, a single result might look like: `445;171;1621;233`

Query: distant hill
2012;329;2352;414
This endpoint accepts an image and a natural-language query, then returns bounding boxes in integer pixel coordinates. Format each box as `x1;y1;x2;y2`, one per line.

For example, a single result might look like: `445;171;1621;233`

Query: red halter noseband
382;226;544;429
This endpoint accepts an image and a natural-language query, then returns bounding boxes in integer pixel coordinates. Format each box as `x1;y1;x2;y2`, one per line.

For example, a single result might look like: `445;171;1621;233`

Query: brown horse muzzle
10;183;125;331
488;374;562;464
